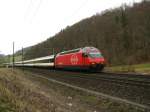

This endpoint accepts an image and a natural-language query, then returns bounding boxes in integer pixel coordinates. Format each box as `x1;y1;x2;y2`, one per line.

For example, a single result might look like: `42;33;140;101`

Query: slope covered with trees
24;1;150;66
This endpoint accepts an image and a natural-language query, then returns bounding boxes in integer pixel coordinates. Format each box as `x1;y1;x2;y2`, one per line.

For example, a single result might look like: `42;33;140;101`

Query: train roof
57;46;98;55
14;55;55;64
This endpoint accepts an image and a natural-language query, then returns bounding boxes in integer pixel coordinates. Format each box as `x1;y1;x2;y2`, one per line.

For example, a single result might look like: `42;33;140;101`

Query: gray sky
0;0;142;55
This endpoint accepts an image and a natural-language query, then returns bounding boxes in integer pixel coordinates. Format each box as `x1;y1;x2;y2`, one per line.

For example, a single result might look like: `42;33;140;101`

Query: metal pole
22;47;24;67
21;47;24;71
53;48;55;55
8;55;10;68
22;47;23;62
12;42;15;69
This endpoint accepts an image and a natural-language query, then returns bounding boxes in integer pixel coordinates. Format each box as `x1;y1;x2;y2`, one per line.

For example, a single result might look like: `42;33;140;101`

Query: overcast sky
0;0;142;55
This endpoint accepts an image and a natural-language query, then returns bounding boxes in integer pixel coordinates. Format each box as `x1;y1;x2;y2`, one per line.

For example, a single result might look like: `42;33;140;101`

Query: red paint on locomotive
55;47;105;71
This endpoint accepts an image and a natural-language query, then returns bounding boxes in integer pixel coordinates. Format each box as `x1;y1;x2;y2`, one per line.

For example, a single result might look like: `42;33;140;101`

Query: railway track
89;72;150;87
21;68;150;109
52;70;150;87
31;69;150;87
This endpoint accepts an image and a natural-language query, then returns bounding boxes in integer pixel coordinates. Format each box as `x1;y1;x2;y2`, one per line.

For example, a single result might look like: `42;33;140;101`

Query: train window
89;52;103;58
26;59;51;63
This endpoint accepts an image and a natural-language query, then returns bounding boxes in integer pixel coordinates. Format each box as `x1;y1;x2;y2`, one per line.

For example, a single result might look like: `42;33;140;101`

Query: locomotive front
82;47;105;71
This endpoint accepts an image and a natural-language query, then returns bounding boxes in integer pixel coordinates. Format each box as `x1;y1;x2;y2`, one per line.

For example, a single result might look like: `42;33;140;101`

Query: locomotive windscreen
82;47;103;58
82;47;99;53
89;52;103;58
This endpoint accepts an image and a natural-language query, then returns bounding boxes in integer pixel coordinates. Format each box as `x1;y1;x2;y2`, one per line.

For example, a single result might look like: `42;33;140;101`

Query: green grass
4;55;22;63
0;55;22;65
0;98;15;112
107;63;150;74
14;55;22;62
0;55;22;67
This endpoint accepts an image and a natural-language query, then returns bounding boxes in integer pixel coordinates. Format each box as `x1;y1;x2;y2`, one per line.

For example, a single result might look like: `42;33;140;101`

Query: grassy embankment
107;63;150;74
0;68;57;112
0;68;98;112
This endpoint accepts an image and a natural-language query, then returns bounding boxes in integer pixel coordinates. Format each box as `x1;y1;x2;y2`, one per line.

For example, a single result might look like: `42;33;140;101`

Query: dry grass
0;68;59;112
106;63;150;74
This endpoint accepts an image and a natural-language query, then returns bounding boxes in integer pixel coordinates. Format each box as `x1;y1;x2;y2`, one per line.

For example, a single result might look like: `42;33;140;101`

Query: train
6;46;105;71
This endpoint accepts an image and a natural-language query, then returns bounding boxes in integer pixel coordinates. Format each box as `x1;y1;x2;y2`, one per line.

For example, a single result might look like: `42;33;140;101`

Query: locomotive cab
82;47;105;71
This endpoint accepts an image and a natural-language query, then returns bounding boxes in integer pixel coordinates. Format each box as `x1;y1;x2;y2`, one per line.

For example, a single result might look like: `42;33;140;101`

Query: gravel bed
23;68;150;107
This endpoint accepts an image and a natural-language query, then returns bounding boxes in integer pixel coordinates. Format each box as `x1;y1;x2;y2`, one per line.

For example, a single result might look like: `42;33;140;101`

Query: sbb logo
71;54;78;65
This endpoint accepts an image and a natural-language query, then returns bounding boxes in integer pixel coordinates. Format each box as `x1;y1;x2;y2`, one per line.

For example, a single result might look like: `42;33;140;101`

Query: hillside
24;1;150;66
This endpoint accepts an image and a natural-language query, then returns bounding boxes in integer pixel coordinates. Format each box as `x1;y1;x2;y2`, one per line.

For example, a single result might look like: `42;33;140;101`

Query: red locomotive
55;47;105;71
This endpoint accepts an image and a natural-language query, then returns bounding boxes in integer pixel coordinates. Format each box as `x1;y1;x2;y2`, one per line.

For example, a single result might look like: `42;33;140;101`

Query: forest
23;1;150;66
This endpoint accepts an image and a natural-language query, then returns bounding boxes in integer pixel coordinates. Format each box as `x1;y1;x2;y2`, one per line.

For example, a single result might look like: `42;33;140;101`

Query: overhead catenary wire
24;0;34;21
58;0;89;30
67;0;89;20
25;0;43;23
31;0;43;20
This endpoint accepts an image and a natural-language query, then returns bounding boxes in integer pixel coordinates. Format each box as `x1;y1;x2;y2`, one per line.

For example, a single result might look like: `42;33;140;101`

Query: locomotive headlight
91;62;95;65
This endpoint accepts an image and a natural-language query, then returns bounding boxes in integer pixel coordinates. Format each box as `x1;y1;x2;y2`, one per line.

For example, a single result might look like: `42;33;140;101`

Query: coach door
82;53;88;67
